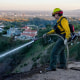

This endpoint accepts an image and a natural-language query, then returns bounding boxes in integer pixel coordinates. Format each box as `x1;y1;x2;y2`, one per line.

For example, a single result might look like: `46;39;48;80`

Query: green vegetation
70;21;80;30
20;63;28;68
32;54;41;62
69;43;80;60
24;40;45;59
40;54;50;65
32;62;37;68
0;36;27;54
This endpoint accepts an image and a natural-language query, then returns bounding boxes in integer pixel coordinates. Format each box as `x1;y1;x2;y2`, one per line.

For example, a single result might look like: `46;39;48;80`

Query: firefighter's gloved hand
43;33;47;38
64;38;67;45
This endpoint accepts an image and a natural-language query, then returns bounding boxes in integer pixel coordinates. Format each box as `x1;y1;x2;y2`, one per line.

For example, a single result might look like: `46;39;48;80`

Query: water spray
0;40;34;58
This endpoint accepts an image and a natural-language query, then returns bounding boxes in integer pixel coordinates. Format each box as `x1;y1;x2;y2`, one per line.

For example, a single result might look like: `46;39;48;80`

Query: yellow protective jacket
47;16;71;40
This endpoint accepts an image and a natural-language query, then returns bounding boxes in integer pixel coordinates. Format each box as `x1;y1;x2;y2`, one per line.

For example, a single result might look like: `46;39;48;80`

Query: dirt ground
2;62;80;80
3;69;80;80
23;69;80;80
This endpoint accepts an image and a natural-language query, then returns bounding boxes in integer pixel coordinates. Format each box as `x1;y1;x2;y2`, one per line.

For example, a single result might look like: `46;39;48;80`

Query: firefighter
43;8;71;71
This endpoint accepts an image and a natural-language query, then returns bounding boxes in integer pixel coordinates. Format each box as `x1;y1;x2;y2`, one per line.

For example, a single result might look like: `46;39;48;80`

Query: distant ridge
72;9;80;11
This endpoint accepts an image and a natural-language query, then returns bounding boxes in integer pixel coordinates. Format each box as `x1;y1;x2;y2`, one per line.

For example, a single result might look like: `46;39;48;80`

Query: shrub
40;55;50;65
32;62;37;68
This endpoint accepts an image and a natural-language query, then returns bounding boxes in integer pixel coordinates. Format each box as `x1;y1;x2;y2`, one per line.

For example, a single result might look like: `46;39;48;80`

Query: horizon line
0;9;80;11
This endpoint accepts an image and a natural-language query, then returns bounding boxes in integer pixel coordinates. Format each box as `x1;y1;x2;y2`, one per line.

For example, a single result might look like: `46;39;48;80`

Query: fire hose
40;33;79;68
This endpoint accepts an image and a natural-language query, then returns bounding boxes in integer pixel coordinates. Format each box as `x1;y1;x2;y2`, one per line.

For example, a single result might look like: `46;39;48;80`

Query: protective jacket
47;16;71;40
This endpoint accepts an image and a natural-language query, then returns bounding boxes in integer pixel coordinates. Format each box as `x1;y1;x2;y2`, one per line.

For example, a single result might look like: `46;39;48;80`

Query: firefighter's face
54;14;59;19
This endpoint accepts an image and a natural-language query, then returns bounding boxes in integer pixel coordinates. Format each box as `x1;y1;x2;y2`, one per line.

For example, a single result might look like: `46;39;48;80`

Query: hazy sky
0;0;80;11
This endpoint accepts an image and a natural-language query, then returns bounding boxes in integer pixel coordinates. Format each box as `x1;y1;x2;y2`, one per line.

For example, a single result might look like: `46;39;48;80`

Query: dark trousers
50;38;66;69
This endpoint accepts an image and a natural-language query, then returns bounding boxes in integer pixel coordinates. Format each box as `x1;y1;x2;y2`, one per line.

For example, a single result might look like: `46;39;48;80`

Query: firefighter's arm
43;29;55;38
47;29;55;35
61;18;71;40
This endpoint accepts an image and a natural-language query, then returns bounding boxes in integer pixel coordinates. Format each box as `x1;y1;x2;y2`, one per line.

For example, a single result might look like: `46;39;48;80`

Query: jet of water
0;40;34;58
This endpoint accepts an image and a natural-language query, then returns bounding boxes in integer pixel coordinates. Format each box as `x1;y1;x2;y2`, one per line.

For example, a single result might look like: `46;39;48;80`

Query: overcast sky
0;0;80;11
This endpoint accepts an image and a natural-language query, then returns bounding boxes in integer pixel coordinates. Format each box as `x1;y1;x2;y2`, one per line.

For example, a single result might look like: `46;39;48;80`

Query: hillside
12;40;54;73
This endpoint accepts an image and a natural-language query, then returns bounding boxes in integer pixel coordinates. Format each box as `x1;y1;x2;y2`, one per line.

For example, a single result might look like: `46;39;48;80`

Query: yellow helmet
52;8;63;16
